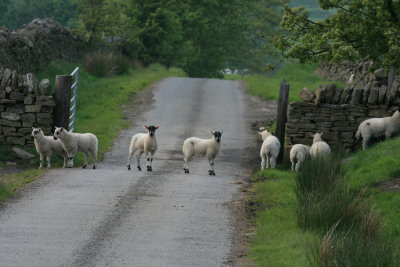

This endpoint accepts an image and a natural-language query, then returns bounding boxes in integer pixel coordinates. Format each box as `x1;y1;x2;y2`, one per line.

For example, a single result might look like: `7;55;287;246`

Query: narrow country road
0;77;276;266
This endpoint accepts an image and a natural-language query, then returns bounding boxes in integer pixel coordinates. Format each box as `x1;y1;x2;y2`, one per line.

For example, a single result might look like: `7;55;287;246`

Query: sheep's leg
362;137;370;150
291;159;295;171
46;154;51;169
270;157;276;168
146;152;152;172
92;151;97;169
137;151;143;171
62;155;67;168
260;156;266;170
127;149;135;170
39;153;44;169
266;155;270;169
67;154;74;168
208;159;215;176
183;155;189;173
82;152;89;169
295;162;301;172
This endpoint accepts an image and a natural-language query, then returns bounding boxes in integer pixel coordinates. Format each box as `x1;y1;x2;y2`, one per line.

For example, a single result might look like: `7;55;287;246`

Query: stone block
340;132;354;140
315;86;324;105
331;115;347;121
25;104;41;113
24;95;34;105
334;121;349;127
39;79;52;96
18;127;33;134
9;92;24;101
324;84;337;103
368;87;379;104
6;104;24;114
39;100;56;107
6;136;25;145
37;117;52;125
300;87;316;102
351;87;363;104
0;99;16;104
1;112;21;121
21;113;36;123
2;126;16;133
321;131;338;141
368;109;390;117
378;85;388;104
0;119;21;127
332;87;343;104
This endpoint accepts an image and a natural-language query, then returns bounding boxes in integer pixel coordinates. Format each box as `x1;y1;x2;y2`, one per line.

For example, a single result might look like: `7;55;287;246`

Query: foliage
0;0;77;29
83;51;131;77
273;1;400;70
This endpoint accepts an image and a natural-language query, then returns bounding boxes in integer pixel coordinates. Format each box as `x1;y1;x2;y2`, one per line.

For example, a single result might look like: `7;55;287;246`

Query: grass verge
249;167;316;266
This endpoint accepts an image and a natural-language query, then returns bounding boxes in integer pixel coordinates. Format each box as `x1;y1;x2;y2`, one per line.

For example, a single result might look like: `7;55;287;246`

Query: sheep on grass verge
32;127;68;169
53;127;98;169
310;133;331;159
290;144;310;172
182;130;222;175
259;129;280;170
127;125;159;172
355;109;400;150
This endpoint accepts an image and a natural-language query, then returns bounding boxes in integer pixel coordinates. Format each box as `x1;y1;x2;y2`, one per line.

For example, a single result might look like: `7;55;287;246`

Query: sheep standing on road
32;127;68;169
259;129;280;170
355;109;400;150
290;144;310;172
53;127;98;169
127;125;159;171
310;133;331;159
182;131;222;175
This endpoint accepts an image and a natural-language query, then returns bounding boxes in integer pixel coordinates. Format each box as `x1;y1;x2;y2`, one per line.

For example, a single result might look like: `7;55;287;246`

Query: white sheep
310;133;331;159
355;109;400;150
53;127;98;169
31;127;68;169
290;144;310;172
182;130;222;175
127;125;159;171
259;129;280;170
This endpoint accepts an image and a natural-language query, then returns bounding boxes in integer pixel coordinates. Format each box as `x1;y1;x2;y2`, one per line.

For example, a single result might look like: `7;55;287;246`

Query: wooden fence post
54;75;72;130
275;80;289;163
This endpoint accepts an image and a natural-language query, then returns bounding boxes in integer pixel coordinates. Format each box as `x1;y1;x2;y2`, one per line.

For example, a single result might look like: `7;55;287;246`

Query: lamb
31;127;68;169
53;127;98;169
127;125;159;171
290;144;310;172
182;130;222;175
259;129;280;170
310;133;331;159
355;109;400;150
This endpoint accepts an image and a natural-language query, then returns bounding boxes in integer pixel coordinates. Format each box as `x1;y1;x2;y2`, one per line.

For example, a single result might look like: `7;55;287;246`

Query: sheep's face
31;127;41;138
145;125;159;137
211;131;223;143
53;127;64;140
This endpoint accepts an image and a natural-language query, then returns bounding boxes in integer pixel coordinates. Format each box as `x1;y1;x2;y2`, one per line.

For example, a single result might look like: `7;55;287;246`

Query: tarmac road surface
0;77;276;266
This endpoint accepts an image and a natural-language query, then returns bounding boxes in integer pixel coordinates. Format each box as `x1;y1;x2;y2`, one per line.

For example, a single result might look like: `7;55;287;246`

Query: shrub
83;51;117;77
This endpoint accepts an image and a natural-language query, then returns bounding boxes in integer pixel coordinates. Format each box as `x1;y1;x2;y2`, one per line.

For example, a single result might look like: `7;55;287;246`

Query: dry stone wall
0;18;83;73
286;78;400;152
0;67;55;145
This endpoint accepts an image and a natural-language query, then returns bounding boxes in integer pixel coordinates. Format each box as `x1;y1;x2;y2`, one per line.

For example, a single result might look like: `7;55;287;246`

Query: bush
83;51;132;77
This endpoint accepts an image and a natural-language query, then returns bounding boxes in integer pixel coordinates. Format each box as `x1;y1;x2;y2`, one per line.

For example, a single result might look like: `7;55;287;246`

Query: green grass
344;136;400;242
0;169;46;201
249;169;315;266
227;61;344;102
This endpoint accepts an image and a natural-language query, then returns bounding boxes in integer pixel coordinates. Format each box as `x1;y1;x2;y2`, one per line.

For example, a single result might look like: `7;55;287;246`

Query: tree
273;0;400;70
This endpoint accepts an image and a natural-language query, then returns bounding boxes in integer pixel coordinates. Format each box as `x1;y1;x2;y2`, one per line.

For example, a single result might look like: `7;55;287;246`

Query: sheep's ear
60;128;64;132
144;125;149;129
32;127;34;130
258;132;262;136
220;131;223;134
320;132;323;136
211;130;215;135
155;125;160;129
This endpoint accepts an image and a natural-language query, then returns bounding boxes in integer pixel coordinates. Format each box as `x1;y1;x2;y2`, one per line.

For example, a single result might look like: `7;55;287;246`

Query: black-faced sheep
127;125;159;171
182;131;222;175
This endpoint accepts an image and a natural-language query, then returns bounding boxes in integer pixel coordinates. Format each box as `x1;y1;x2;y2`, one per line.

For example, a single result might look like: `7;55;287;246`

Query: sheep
355;109;400;150
182;130;222;175
127;125;159;171
31;127;68;169
290;144;310;172
259;129;280;170
53;127;98;169
310;133;331;159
